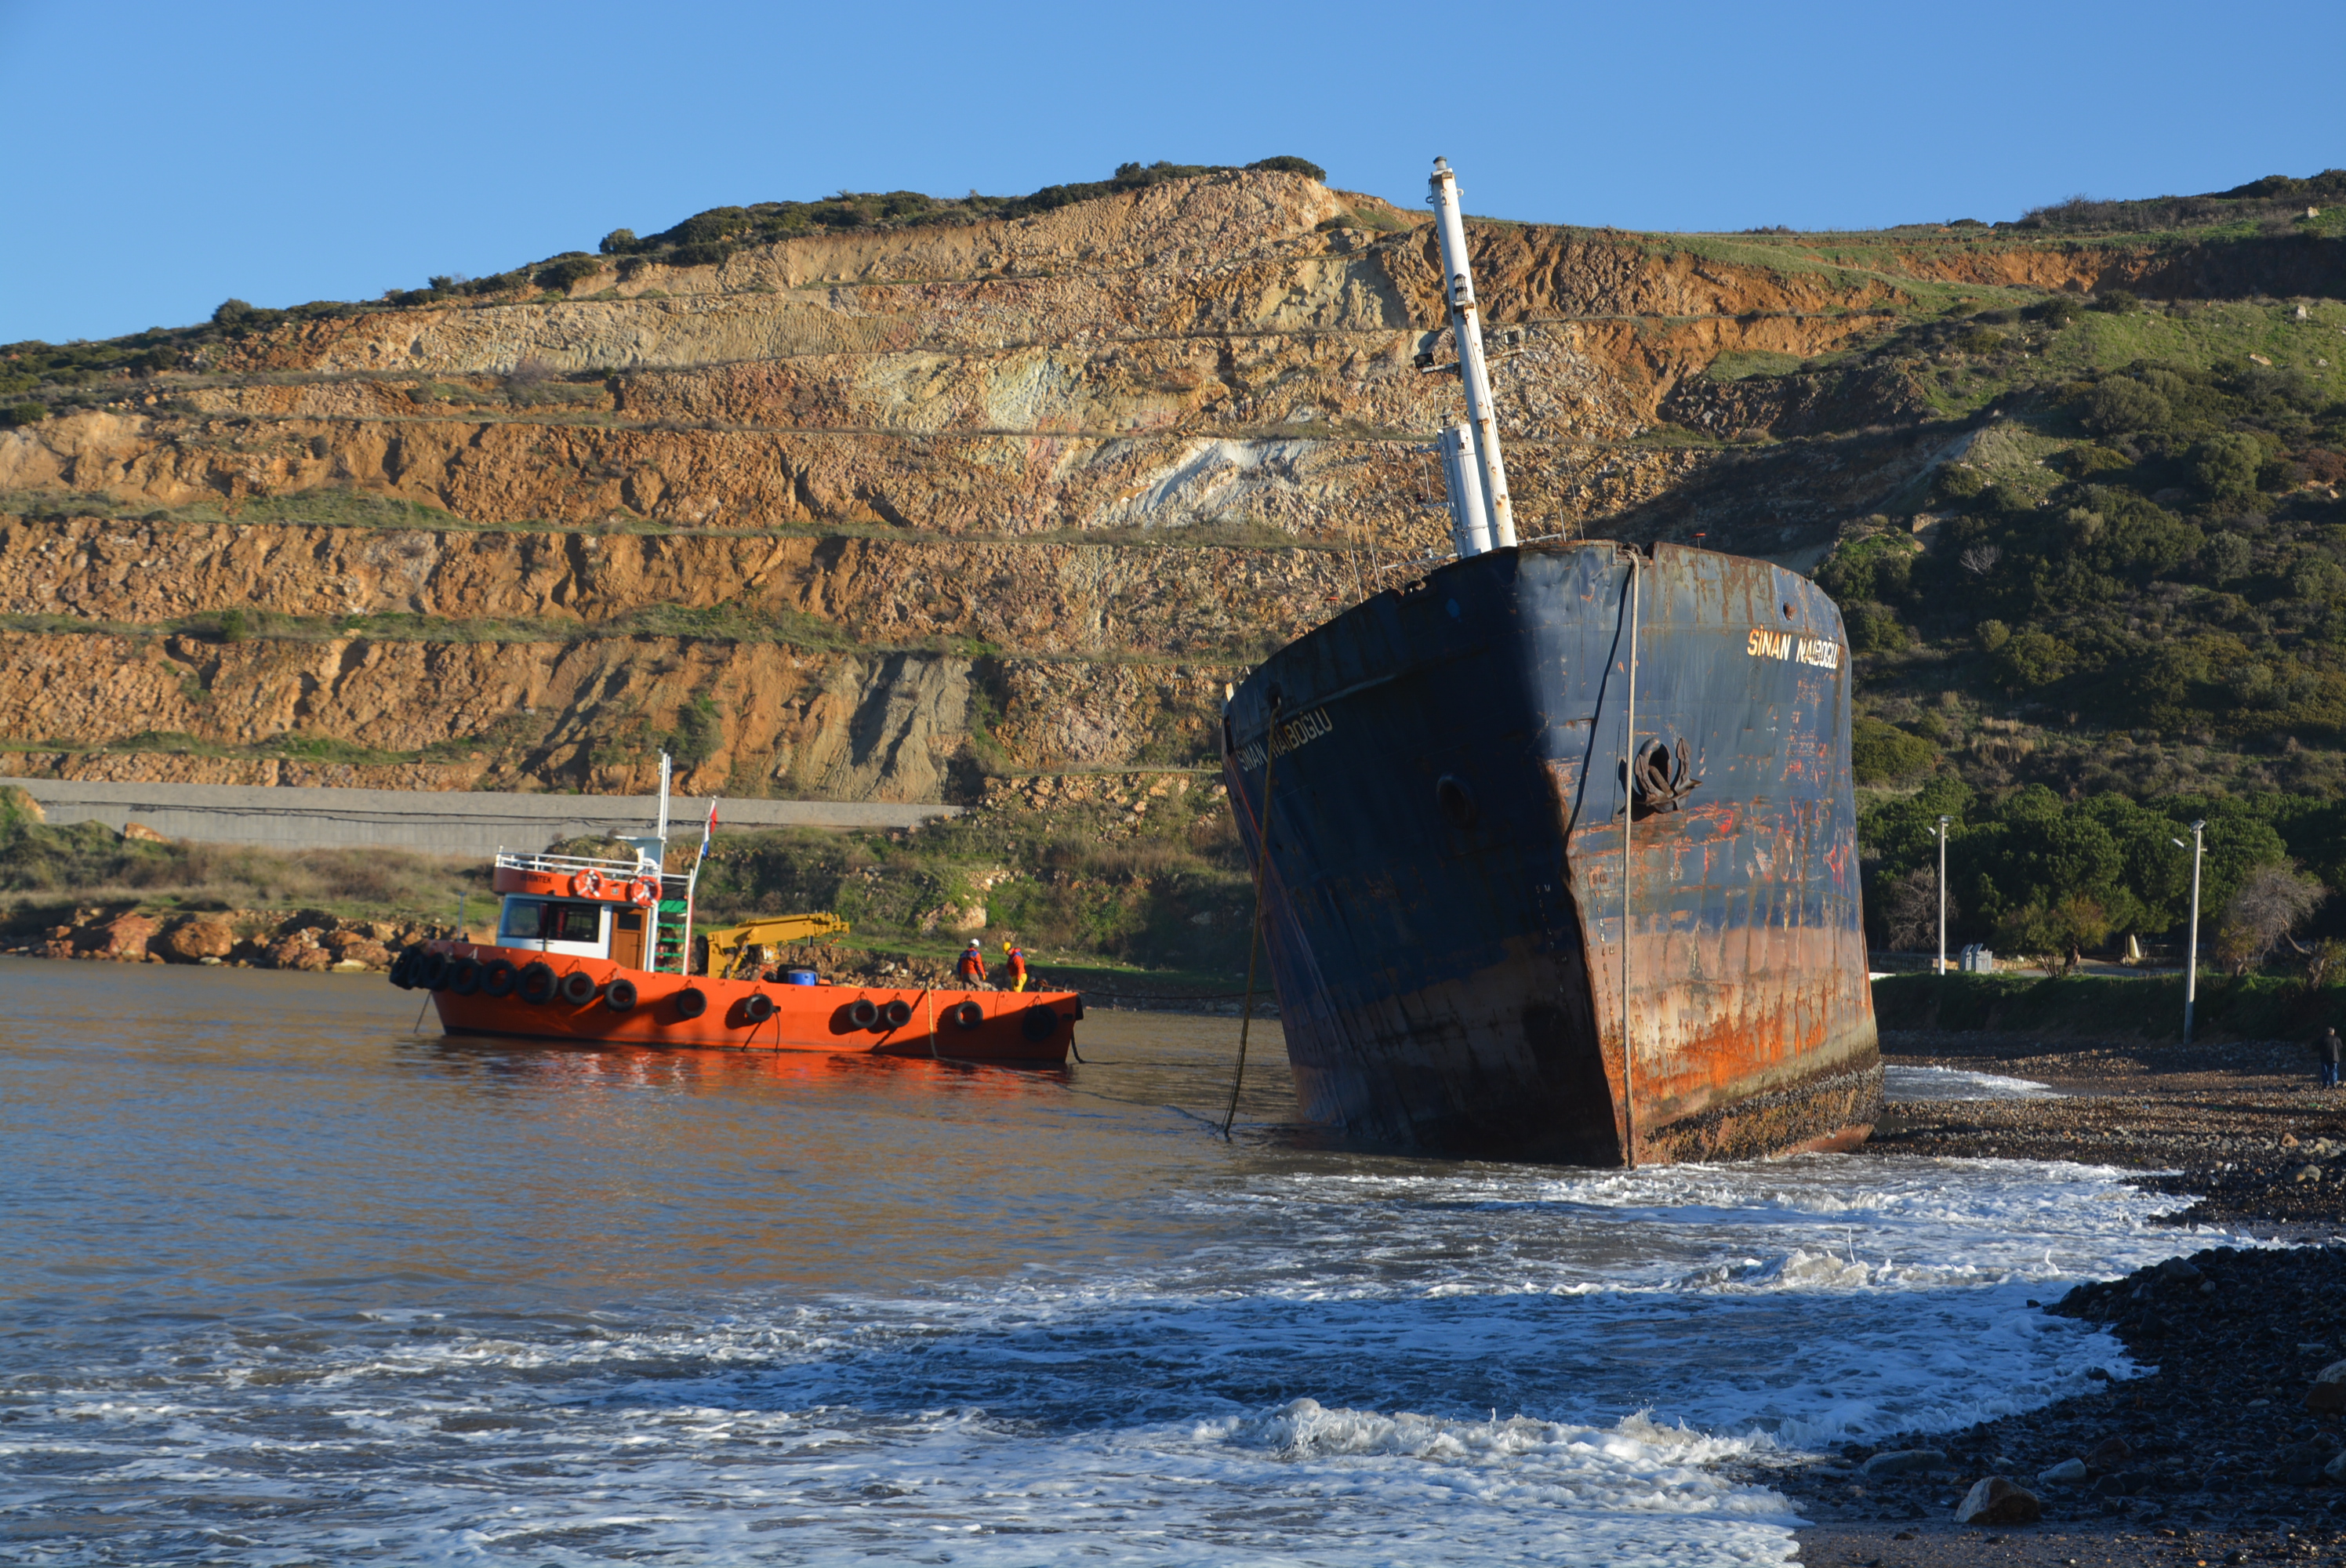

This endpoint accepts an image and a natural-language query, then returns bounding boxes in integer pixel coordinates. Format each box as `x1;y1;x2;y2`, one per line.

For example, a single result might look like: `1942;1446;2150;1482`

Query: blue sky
1;0;2337;345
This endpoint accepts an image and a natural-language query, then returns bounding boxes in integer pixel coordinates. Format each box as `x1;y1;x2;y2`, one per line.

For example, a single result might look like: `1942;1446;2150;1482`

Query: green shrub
2063;444;2129;477
2028;295;2087;327
533;256;601;292
598;229;637;255
2091;287;2140;313
1844;601;1912;656
216;609;249;644
2290;555;2346;603
1246;155;1327;180
2200;530;2253;581
2080;376;2172;434
1991;628;2072;691
1852;717;1937;784
1;402;46;427
2194;430;2267;498
1955;327;2007;355
1938;465;1988;500
669;695;722;765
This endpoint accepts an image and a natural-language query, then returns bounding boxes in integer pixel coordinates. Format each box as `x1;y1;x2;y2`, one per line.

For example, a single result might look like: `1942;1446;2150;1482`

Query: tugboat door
612;908;647;971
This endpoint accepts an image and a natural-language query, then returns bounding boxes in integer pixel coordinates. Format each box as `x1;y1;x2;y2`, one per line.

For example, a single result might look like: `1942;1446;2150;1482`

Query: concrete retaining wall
9;779;961;857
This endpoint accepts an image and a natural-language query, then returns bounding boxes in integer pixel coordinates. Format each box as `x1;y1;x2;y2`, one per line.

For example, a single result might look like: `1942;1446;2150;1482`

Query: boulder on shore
2308;1359;2346;1414
158;916;238;963
77;912;160;962
1956;1476;2042;1526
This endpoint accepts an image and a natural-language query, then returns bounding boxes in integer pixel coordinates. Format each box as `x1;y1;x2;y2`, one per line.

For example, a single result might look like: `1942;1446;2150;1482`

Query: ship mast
1429;158;1516;554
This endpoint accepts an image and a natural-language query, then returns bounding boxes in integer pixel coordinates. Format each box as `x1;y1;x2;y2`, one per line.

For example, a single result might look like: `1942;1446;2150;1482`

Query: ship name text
1746;628;1842;669
1236;706;1335;771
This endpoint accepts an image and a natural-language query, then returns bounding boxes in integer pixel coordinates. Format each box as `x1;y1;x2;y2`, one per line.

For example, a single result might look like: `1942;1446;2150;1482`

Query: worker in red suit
956;938;987;987
1002;938;1029;993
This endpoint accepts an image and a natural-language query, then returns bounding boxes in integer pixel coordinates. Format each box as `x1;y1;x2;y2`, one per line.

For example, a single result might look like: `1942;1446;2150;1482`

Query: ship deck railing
495;848;684;887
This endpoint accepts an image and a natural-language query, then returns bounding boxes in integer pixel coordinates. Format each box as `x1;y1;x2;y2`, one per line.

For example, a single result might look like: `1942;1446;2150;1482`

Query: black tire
448;956;482;996
479;958;518;998
518;960;557;1004
559;970;597;1006
742;990;774;1025
1021;1004;1062;1044
847;997;878;1029
674;987;707;1020
952;1000;983;1030
388;949;416;990
412;950;448;990
605;978;637;1011
881;999;913;1029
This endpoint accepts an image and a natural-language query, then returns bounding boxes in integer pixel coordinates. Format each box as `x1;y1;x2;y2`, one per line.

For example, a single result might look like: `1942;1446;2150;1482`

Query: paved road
9;779;961;856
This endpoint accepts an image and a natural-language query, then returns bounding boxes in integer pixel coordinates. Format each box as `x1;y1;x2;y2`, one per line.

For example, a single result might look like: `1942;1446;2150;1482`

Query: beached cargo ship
1217;162;1879;1164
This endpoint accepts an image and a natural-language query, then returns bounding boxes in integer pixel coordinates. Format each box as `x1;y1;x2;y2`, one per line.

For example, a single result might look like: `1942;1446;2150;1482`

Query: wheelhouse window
499;899;602;944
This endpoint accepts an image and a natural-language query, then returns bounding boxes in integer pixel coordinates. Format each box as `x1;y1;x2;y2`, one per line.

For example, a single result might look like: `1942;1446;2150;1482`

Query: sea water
0;961;2218;1566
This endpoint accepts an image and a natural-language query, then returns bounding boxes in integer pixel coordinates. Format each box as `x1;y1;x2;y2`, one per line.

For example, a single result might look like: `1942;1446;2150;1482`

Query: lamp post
1936;815;1953;976
2170;820;2206;1043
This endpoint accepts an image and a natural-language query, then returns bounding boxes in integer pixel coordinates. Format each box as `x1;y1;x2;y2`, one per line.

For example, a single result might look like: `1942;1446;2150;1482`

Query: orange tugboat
389;764;1080;1065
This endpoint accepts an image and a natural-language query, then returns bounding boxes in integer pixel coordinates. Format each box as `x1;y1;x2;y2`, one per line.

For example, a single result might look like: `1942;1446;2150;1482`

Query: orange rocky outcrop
0;169;2174;799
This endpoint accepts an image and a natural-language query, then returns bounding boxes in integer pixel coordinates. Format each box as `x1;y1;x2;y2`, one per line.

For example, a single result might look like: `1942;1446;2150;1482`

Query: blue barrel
783;967;819;986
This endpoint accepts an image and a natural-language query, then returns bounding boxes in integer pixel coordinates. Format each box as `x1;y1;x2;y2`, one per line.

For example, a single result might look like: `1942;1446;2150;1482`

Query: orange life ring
572;868;605;898
627;877;656;907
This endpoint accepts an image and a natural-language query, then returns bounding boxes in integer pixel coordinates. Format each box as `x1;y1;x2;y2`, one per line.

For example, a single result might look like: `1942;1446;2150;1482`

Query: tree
1878;866;1956;951
2304;936;2345;995
1996;895;2112;975
2213;864;2325;976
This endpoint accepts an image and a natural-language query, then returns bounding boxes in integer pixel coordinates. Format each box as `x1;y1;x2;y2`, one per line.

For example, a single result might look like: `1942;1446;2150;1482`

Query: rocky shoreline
1776;1029;2346;1565
0;900;1244;1004
2;905;436;971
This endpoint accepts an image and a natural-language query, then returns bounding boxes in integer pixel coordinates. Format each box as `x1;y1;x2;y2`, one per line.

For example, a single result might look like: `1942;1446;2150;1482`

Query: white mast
1429;158;1516;550
656;751;673;848
1437;423;1494;557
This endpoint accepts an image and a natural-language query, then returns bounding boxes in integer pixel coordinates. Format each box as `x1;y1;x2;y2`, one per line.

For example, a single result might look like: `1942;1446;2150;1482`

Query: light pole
1936;815;1953;975
2170;820;2206;1043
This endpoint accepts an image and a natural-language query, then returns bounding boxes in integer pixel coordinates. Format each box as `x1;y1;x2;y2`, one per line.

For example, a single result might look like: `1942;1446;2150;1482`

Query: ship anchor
1629;738;1701;817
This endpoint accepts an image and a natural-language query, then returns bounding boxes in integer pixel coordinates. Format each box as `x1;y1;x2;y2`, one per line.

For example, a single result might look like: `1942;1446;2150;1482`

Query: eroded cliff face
0;169;2165;798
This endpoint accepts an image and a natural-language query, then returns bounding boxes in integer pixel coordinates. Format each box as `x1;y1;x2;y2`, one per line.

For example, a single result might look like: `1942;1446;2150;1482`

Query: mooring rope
1222;695;1282;1140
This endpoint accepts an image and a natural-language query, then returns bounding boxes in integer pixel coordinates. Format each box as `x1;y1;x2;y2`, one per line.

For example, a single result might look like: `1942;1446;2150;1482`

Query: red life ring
572;868;605;898
627;877;656;907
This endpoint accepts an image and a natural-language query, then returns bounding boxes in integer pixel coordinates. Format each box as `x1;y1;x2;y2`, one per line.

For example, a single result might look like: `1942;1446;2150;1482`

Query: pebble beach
1785;1028;2346;1566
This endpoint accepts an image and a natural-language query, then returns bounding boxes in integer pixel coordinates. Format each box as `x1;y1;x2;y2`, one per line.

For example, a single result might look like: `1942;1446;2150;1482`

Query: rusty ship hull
1220;539;1879;1165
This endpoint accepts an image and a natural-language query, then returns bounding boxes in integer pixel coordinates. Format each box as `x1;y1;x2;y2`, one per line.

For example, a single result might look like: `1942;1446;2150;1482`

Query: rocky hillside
2;162;2341;809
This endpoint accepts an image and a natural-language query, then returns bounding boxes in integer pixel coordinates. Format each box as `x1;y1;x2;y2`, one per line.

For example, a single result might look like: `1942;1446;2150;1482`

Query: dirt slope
0;169;2232;799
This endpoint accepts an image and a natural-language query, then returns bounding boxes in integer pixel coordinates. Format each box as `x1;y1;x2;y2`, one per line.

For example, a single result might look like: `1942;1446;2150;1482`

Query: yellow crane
700;912;851;978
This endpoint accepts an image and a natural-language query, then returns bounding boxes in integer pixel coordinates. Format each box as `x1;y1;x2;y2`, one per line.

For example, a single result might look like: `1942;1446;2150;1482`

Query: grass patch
1702;350;1808;383
0;808;482;928
681;784;1254;978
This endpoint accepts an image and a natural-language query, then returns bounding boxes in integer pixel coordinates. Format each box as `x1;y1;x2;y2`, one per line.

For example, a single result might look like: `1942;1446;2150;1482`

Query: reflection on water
3;960;1301;1308
0;959;2212;1566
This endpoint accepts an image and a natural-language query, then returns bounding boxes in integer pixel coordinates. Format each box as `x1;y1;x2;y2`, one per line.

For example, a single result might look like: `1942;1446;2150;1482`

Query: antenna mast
1429;158;1516;551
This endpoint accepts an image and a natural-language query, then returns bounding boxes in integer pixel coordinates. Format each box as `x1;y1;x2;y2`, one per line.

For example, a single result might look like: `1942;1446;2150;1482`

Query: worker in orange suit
1002;938;1029;993
956;939;987;987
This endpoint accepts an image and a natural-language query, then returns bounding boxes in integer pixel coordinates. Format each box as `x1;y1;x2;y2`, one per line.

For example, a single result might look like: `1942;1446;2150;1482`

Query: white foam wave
1885;1065;2063;1101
